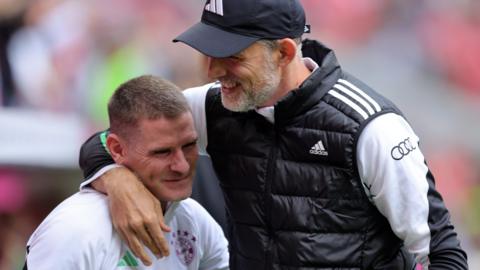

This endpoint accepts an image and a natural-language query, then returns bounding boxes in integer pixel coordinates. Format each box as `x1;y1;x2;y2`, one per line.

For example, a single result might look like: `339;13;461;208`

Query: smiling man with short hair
24;75;229;270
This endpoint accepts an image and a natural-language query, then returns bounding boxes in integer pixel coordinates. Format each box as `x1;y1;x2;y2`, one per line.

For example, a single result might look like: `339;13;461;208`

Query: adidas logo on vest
309;140;328;156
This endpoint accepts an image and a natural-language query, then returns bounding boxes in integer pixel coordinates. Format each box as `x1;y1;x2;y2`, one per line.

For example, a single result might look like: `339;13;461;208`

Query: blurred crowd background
0;0;479;269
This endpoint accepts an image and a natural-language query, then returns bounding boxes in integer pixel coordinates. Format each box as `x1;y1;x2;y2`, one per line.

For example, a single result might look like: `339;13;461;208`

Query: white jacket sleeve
356;113;431;268
183;83;212;157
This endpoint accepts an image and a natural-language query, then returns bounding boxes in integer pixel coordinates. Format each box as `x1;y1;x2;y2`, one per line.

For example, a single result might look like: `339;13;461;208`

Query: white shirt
25;189;229;270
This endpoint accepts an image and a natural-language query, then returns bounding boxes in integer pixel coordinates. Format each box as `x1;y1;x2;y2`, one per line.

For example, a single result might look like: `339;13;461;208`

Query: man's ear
106;133;125;164
276;38;298;67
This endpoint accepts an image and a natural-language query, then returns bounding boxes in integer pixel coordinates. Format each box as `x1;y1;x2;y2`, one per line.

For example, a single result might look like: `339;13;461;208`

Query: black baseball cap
173;0;307;58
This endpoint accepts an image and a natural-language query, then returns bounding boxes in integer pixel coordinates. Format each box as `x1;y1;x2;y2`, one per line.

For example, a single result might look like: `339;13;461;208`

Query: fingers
115;215;168;265
160;222;172;233
141;200;170;258
144;214;170;257
104;169;171;263
135;219;162;257
154;200;171;256
117;226;152;266
115;206;169;263
113;195;170;260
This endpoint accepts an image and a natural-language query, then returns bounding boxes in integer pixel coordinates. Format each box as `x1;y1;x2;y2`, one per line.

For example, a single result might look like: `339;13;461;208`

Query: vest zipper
264;131;278;270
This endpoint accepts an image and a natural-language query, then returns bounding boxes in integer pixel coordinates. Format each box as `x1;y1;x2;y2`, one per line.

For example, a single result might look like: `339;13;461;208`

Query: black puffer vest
205;40;415;269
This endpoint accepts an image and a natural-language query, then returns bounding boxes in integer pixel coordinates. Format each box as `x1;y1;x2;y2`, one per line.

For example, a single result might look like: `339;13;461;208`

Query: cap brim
173;22;259;58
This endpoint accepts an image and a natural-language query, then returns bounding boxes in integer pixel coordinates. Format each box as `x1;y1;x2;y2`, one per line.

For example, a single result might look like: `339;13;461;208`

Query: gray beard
221;59;280;112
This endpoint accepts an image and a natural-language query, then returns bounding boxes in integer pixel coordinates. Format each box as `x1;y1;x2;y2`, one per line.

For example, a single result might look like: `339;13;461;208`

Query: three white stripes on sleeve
328;79;381;120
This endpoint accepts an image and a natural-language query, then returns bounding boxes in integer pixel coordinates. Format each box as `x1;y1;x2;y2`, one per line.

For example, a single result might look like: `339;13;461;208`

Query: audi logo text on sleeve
390;137;417;160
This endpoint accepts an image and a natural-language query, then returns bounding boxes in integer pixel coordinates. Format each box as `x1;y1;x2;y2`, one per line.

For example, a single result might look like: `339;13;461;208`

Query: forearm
428;233;468;269
90;165;129;194
426;180;468;269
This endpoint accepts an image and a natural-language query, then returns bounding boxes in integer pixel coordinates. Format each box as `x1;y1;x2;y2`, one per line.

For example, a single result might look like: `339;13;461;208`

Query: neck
161;201;169;214
261;57;312;107
284;57;312;91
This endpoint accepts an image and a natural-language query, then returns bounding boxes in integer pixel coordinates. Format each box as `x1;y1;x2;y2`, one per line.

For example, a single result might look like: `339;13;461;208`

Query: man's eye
183;141;197;149
228;55;240;61
152;150;170;157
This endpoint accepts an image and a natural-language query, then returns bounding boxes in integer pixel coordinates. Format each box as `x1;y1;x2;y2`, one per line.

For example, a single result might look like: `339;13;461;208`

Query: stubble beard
221;56;281;112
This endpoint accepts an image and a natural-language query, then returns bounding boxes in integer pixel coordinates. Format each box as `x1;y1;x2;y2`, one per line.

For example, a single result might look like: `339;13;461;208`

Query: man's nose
170;149;190;174
207;57;227;80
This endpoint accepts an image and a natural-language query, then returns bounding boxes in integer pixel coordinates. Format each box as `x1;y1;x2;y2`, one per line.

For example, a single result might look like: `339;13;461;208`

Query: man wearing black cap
79;0;468;269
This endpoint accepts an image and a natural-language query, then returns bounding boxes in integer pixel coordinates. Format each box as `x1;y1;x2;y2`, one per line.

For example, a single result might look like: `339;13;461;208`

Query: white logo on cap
205;0;224;16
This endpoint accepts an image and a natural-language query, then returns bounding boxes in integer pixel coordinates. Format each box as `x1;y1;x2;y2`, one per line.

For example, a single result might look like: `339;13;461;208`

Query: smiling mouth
220;81;239;94
164;178;185;182
164;176;191;183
